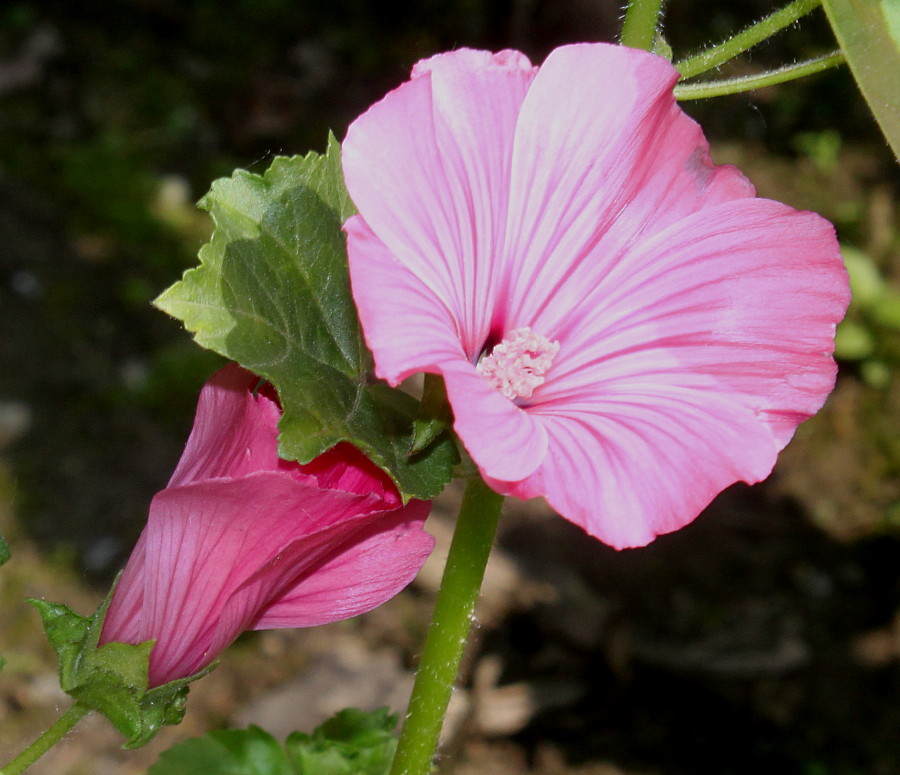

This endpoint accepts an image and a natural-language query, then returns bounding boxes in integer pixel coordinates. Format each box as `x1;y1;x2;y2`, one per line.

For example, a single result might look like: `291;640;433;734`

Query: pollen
476;327;559;401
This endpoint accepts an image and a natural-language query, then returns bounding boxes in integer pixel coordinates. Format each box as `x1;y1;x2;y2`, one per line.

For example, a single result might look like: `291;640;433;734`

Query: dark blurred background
1;2;898;774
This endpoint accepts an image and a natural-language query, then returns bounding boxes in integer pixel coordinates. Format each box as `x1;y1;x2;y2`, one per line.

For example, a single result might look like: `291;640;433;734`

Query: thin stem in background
0;702;90;775
389;477;504;775
620;0;666;51
674;50;845;100
675;0;824;79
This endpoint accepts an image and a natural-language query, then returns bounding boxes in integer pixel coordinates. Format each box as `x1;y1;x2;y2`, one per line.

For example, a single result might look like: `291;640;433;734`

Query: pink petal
497;391;776;549
441;357;548;482
489;200;848;548
344;216;465;384
541;199;847;441
167;364;286;487
502;43;754;331
101;534;148;645
342;49;537;353
344;219;548;481
254;500;433;628
103;472;411;685
298;441;400;505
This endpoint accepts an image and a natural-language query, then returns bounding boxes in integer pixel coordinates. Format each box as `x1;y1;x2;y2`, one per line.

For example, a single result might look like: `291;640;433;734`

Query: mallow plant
2;1;897;773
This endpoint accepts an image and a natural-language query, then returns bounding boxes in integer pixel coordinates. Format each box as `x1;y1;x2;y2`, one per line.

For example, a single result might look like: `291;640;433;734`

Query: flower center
476;327;559;401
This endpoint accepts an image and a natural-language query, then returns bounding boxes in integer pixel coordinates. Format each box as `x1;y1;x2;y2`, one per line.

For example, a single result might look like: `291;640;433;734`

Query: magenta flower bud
100;364;433;687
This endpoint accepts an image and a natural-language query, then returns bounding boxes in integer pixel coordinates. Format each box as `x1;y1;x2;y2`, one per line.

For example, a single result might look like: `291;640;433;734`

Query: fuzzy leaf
822;0;900;159
155;137;457;500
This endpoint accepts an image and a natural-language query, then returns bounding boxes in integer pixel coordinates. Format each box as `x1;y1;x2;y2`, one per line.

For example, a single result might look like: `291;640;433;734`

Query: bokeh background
1;1;898;773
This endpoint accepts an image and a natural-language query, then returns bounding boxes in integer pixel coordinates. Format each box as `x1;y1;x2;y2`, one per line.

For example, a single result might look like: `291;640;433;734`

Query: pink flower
100;364;433;686
341;43;850;549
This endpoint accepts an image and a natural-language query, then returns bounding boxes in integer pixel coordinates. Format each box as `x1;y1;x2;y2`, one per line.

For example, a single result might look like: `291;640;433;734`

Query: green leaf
410;375;454;456
29;583;213;748
0;532;9;567
148;709;397;775
822;0;900;159
155;136;457;501
149;726;293;775
285;707;398;775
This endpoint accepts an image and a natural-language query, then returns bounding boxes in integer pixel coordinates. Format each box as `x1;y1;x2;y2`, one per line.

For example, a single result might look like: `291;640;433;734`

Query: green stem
676;0;823;79
1;702;90;775
674;50;845;100
389;477;504;775
620;0;666;51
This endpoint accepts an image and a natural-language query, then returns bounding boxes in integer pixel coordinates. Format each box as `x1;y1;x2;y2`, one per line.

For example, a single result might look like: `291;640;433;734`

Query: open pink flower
342;43;850;549
100;364;433;686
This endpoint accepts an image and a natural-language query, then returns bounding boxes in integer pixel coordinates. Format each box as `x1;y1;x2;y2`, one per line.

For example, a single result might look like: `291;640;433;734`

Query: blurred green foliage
835;244;900;388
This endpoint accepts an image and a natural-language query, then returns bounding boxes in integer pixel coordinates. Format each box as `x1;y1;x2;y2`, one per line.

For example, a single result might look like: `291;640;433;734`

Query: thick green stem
620;0;666;50
676;0;823;79
389;477;504;775
674;50;844;100
1;702;90;775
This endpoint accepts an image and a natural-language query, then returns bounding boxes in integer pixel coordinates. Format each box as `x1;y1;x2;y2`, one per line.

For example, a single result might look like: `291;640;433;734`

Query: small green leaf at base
148;708;398;775
29;584;213;748
155;136;457;501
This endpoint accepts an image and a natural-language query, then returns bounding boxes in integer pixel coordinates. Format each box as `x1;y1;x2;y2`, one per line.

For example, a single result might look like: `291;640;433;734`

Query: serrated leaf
29;584;213;748
822;0;900;160
149;726;293;775
155;136;457;500
285;707;398;775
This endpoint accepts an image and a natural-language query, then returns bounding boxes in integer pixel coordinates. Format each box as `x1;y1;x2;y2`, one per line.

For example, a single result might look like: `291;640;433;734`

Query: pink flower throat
476;327;559;401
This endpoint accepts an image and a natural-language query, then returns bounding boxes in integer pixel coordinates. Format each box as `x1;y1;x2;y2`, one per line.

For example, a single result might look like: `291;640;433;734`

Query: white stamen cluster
476;327;559;401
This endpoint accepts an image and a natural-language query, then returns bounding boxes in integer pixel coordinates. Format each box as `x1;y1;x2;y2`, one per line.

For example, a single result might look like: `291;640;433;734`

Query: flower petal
344;216;464;384
502;43;754;330
495;199;848;548
299;441;401;505
542;199;847;444
104;472;397;685
343;48;537;353
442;357;548;482
167;364;285;487
345;218;548;481
253;500;433;628
497;391;776;549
